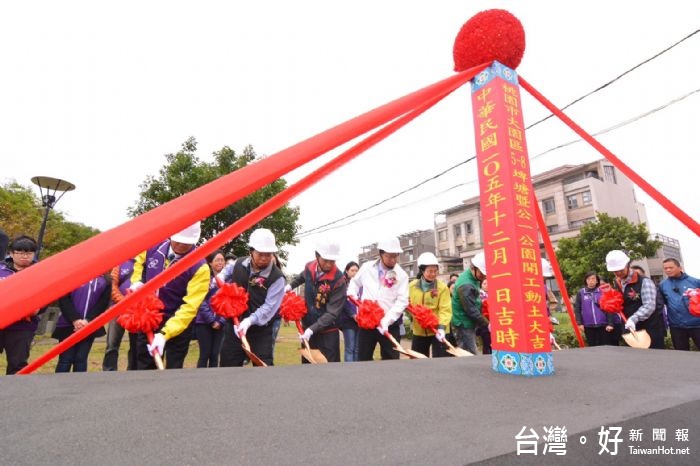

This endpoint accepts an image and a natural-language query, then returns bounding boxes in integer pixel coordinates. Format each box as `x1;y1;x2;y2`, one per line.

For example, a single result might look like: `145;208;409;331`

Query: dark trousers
645;324;668;350
411;334;449;358
584;326;608;347
136;325;193;370
302;329;340;364
195;324;224;368
670;327;700;351
55;336;96;373
358;324;401;361
102;318;138;371
606;324;623;346
475;325;492;354
0;329;35;375
220;320;274;367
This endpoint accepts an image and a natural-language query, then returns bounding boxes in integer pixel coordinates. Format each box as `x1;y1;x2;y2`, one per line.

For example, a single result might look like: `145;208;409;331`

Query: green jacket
451;268;487;329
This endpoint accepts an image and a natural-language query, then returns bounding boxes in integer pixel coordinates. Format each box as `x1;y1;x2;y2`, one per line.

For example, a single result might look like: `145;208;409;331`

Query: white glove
625;319;636;332
129;281;144;292
147;333;166;357
235;317;252;338
376;316;391;335
284;284;292;293
299;328;313;341
435;328;446;342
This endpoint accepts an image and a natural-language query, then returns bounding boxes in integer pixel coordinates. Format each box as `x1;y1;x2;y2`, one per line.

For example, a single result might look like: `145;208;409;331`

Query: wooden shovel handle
146;331;165;370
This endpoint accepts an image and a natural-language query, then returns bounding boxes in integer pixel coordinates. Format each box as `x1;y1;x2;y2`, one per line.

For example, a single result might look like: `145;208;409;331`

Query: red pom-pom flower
211;283;249;319
481;299;490;320
599;285;624;313
118;294;164;333
684;288;700;317
407;304;439;331
356;300;385;330
453;9;526;72
280;292;307;322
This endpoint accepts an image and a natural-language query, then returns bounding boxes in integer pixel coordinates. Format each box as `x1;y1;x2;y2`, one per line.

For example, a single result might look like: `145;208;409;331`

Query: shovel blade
446;346;473;357
298;348;328;364
622;329;652;349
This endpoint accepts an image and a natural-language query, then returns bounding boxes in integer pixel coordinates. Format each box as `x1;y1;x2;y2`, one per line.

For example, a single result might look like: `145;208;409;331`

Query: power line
296;28;700;238
298;86;700;237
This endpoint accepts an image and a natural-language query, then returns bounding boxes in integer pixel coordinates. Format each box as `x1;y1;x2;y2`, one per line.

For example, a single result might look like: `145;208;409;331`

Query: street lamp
30;176;75;259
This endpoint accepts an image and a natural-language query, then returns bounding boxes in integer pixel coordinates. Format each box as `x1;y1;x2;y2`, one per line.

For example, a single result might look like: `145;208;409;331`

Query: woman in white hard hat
219;228;287;366
408;252;452;357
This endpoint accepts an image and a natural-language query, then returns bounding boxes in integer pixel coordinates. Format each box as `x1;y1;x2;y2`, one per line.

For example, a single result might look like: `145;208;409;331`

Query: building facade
357;229;436;279
434;159;679;280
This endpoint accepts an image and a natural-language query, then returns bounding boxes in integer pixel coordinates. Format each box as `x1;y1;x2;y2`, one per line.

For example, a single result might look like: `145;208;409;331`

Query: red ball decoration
599;287;624;314
407;304;439;331
280;291;307;322
453;9;525;71
118;293;165;333
356;300;385;330
211;283;249;319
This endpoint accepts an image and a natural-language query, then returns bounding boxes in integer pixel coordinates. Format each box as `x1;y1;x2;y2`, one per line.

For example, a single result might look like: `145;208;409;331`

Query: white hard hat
606;250;630;272
377;237;403;254
316;240;341;261
417;252;439;268
541;258;554;278
470;252;486;274
248;228;278;253
171;222;201;244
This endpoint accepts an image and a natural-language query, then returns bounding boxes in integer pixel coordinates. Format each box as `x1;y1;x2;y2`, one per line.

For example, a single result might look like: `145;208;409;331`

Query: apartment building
434;159;678;279
357;229;436;278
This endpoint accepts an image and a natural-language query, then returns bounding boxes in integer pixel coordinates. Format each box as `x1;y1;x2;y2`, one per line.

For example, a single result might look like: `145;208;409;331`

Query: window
408;252;414;261
408;238;414;246
570;217;595;229
465;221;473;235
547;224;558;233
456;244;464;252
604;165;617;184
439;249;450;257
566;194;579;210
453;224;462;238
582;190;592;205
542;198;556;215
438;230;447;241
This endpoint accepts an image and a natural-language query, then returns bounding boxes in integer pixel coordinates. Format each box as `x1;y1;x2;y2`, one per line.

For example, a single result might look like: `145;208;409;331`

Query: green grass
0;323;332;375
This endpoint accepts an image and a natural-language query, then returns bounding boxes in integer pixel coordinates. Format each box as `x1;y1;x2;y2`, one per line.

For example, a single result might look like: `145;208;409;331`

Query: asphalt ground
1;346;698;465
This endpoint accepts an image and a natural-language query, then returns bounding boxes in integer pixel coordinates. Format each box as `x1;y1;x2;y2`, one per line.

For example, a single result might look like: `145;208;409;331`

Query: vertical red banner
470;62;553;376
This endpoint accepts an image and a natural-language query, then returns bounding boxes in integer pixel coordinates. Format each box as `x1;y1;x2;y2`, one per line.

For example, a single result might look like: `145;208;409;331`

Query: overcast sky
2;1;698;274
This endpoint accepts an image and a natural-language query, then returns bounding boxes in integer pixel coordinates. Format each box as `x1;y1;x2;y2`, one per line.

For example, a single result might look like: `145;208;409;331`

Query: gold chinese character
478;101;496;119
519;234;536;247
476;87;492;102
522;261;539;275
487;191;506;209
509;138;524;152
495;288;511;303
513;183;529;196
524;290;543;303
481;133;498;152
483;160;501;177
513;170;527;182
488;209;506;227
530;334;546;349
529;321;546;334
493;247;508;265
515;194;531;208
504;95;519;107
479;118;498;136
508;127;523;141
520;248;537;261
495;328;520;348
516;208;532;220
527;305;545;317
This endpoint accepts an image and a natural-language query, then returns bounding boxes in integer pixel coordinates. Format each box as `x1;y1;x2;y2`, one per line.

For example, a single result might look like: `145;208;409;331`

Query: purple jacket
194;276;226;326
574;287;618;327
54;274;111;341
140;240;207;316
117;259;135;298
0;259;45;332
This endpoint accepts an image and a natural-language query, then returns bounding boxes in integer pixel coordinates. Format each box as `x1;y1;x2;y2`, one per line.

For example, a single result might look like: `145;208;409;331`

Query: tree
555;212;661;294
0;182;100;258
129;137;301;259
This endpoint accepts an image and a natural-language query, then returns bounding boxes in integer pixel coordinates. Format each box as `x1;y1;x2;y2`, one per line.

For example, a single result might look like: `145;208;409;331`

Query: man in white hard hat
286;239;346;362
130;221;211;369
347;237;409;361
451;252;489;355
219;228;286;366
606;249;667;349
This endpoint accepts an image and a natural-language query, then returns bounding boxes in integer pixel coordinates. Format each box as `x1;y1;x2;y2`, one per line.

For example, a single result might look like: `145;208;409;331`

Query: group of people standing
574;249;700;351
2;223;699;375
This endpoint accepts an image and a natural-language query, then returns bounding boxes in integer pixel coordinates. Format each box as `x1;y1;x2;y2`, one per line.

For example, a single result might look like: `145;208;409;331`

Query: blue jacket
659;273;700;328
195;275;226;326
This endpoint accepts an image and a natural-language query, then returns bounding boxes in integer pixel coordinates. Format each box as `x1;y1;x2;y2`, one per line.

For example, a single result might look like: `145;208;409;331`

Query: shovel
234;317;267;366
617;312;651;349
443;339;473;357
382;331;427;359
294;321;328;364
